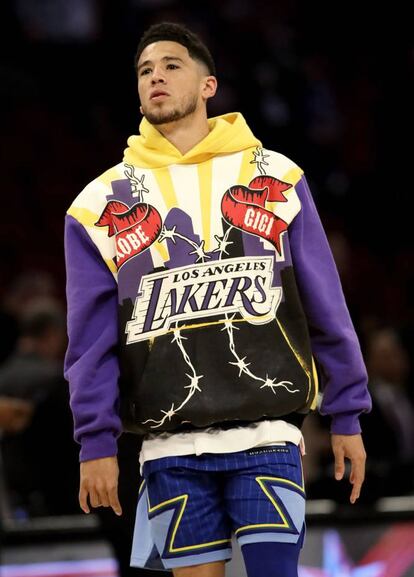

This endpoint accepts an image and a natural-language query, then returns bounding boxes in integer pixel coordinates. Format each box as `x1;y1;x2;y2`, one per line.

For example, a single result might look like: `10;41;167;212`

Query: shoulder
66;162;126;226
261;148;304;186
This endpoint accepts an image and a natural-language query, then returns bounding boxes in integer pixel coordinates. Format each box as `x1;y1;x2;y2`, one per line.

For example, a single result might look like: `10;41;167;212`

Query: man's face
137;40;209;126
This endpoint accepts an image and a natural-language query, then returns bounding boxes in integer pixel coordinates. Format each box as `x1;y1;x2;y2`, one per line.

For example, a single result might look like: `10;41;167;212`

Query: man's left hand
331;433;366;504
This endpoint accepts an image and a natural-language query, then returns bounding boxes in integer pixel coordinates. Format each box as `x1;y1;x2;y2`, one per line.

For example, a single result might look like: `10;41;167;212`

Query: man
362;327;414;499
64;22;371;577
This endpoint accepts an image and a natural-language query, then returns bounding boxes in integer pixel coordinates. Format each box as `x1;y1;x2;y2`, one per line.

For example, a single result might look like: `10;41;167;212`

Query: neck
156;111;210;155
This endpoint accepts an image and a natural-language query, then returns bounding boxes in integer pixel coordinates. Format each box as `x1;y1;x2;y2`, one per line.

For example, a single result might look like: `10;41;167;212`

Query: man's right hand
79;456;122;516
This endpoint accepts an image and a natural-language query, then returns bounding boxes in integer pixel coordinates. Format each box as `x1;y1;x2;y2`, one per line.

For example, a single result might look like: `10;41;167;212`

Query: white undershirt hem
139;419;304;471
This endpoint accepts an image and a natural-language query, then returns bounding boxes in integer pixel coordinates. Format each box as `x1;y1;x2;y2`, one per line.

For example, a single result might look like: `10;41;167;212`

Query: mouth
150;91;169;100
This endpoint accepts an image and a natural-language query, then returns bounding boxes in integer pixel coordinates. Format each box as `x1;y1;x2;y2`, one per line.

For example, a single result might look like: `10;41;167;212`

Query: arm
288;176;371;501
64;214;122;514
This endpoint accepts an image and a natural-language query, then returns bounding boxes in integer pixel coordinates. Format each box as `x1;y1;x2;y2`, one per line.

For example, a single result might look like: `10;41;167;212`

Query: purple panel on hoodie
288;176;371;433
64;215;122;461
108;178;132;205
164;207;219;268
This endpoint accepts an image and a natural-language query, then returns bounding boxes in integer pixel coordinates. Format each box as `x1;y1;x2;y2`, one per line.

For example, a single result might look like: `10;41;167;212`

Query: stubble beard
142;93;198;126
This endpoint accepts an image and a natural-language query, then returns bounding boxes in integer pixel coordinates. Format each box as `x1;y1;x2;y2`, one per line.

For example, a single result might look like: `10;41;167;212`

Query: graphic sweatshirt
64;113;371;462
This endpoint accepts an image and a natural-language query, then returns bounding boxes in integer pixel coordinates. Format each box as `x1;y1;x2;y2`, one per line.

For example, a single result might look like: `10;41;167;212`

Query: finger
79;486;90;514
334;448;345;480
89;488;101;508
350;475;363;503
108;485;122;516
349;461;365;504
99;491;110;508
93;481;110;507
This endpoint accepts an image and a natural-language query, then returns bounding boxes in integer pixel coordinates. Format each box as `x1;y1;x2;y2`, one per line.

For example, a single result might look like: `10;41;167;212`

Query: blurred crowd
1;0;413;575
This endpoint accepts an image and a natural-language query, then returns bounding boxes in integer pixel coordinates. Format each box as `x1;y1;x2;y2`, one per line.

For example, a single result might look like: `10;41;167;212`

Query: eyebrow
137;56;185;72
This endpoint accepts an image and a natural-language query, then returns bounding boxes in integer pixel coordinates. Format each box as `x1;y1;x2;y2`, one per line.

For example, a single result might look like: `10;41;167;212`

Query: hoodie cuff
330;412;362;435
79;432;118;463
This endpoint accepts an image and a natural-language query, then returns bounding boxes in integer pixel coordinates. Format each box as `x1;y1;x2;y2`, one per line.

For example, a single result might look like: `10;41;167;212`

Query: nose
151;66;166;85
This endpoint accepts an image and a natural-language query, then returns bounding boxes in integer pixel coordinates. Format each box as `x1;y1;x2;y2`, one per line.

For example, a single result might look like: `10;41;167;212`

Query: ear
201;76;218;102
139;105;144;114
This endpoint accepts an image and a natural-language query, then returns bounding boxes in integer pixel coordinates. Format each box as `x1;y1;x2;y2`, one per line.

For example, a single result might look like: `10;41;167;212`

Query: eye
166;63;179;70
140;67;151;76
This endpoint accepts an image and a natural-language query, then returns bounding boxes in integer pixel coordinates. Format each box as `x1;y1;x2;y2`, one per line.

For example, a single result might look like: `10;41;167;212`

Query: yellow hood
123;112;261;169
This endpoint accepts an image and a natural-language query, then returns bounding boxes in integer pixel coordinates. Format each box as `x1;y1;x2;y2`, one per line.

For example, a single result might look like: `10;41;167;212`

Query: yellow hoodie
123;112;262;168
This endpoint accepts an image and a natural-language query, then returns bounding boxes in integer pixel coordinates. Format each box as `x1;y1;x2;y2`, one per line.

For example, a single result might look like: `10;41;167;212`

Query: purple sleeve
64;214;122;462
288;176;371;434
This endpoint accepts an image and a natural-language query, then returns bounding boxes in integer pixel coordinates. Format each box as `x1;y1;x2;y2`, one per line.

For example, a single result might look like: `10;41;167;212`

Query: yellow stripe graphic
153;239;169;262
104;258;117;273
153;167;178;210
276;319;310;380
138;479;146;496
310;356;319;409
97;167;122;186
197;159;213;251
276;319;318;409
144;315;276;339
283;166;303;187
67;207;99;227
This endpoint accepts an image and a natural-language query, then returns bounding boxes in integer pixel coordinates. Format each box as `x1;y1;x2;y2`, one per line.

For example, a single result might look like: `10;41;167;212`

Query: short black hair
135;22;216;76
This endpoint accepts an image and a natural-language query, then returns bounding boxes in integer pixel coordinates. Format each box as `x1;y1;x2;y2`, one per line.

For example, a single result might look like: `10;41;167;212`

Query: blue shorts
130;443;305;571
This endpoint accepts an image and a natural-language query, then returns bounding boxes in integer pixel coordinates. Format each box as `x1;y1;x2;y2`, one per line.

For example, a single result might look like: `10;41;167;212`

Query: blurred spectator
304;327;414;504
0;271;59;364
361;327;414;499
15;0;100;42
0;398;33;549
0;299;165;575
0;301;79;517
